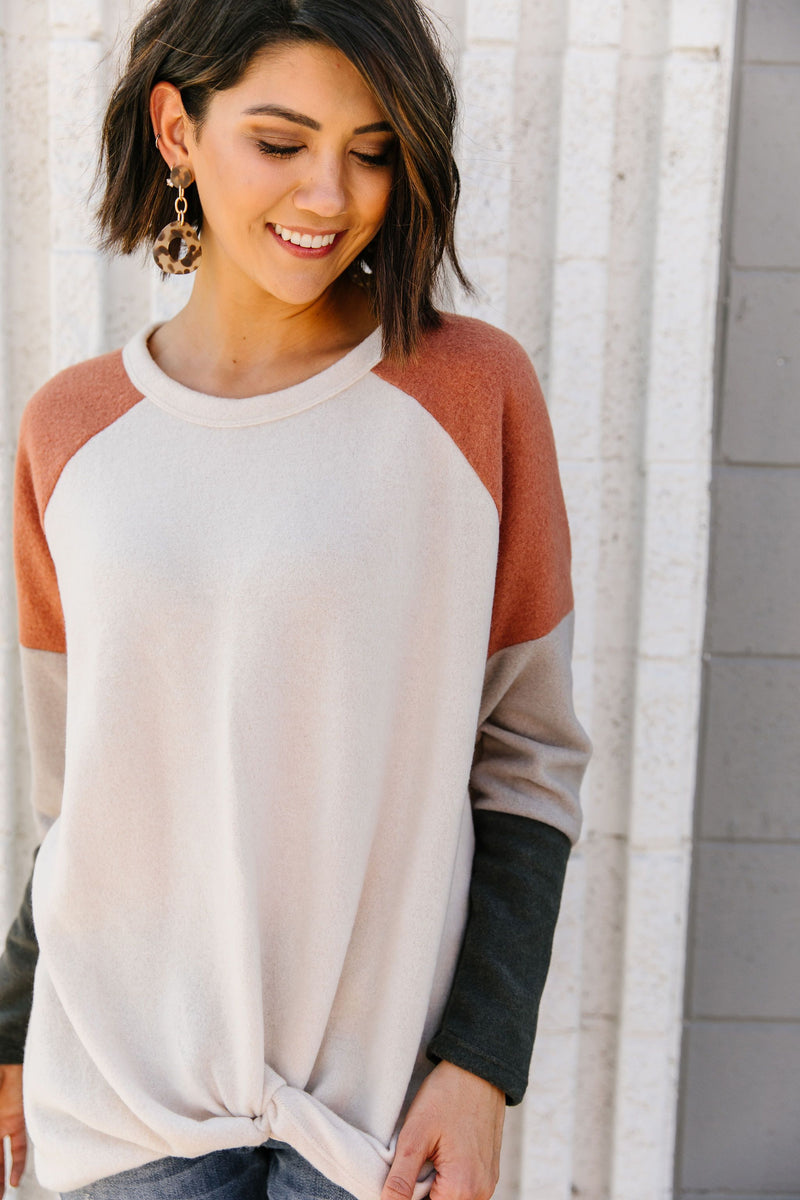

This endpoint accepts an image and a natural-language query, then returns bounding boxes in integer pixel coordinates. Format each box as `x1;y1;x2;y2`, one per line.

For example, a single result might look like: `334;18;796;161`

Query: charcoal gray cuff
0;848;40;1064
426;812;571;1105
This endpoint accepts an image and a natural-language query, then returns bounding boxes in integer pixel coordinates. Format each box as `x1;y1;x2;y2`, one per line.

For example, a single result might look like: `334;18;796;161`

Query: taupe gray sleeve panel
470;612;591;845
19;647;67;838
0;648;64;1062
429;613;590;1097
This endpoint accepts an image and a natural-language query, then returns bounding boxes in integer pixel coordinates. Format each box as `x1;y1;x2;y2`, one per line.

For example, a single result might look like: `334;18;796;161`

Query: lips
267;222;343;259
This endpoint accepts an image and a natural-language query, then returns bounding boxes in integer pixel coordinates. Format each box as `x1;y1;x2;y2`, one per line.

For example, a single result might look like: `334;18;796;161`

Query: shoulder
420;312;527;362
373;315;549;518
20;349;136;445
376;313;536;400
17;348;142;516
375;312;552;451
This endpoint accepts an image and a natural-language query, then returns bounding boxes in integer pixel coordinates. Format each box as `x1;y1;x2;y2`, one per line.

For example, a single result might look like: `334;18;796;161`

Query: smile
273;223;338;248
267;223;343;260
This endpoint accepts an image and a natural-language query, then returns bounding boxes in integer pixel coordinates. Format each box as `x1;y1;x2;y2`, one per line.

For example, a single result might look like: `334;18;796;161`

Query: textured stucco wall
0;2;737;1197
676;1;800;1195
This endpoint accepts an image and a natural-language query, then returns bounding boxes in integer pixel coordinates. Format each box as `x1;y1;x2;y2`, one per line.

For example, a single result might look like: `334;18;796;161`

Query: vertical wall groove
572;5;672;1194
48;0;106;371
457;0;524;325
609;4;738;1197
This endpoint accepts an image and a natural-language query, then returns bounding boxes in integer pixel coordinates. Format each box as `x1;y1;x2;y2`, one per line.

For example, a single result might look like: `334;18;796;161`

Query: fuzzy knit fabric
11;313;591;1197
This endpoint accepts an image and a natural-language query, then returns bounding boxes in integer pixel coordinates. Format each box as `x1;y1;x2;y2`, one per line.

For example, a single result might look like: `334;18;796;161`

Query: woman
0;1;591;1198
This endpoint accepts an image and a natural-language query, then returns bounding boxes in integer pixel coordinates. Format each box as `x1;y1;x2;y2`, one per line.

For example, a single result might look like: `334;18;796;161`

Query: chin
255;271;343;307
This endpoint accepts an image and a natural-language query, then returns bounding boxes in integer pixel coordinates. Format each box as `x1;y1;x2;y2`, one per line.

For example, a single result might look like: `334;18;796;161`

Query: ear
150;81;192;172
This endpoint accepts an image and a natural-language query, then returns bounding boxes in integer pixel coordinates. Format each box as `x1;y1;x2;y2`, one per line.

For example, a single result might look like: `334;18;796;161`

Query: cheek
363;175;393;226
196;148;280;225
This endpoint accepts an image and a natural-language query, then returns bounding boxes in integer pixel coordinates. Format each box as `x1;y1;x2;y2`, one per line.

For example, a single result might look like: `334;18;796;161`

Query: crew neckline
122;321;385;428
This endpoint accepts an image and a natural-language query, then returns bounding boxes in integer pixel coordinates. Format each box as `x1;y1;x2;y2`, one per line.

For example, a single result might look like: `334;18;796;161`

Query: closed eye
256;141;394;168
257;142;302;158
355;151;394;167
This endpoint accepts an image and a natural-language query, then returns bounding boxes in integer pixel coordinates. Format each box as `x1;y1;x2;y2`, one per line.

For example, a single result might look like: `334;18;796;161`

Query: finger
9;1125;27;1187
381;1125;433;1200
1;1137;6;1200
428;1158;495;1200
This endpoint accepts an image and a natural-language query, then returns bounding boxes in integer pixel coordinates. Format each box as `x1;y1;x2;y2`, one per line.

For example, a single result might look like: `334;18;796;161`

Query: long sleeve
0;399;68;1061
426;336;592;1103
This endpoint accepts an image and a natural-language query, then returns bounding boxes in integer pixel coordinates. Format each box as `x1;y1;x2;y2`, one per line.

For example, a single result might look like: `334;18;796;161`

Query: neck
149;253;378;398
159;250;379;372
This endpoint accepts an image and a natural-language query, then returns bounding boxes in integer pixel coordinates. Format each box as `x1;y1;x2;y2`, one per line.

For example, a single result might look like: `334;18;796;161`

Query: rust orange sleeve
13;351;142;652
375;315;573;658
14;411;66;653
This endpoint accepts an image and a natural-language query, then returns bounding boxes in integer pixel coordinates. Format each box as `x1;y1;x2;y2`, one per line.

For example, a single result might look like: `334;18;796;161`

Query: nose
292;152;348;219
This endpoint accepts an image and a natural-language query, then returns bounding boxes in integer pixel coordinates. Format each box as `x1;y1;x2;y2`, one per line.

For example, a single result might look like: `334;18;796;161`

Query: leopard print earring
152;164;203;276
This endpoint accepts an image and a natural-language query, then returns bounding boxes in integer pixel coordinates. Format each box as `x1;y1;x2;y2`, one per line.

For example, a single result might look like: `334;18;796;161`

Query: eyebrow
242;104;393;136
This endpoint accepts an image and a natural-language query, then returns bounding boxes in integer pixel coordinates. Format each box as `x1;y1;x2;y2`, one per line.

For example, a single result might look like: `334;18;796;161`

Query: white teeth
273;224;338;247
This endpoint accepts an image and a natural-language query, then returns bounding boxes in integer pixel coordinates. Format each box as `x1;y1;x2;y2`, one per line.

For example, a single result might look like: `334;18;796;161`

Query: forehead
221;40;387;123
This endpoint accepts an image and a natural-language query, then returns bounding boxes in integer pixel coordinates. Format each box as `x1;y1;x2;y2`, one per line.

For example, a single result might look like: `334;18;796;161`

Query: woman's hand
0;1063;27;1196
380;1061;505;1200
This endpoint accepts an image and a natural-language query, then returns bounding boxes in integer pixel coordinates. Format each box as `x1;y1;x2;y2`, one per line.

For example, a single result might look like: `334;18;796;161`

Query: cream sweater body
13;316;588;1196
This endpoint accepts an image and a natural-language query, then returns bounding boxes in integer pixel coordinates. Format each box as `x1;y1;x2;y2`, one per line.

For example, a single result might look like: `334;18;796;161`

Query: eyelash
256;141;393;167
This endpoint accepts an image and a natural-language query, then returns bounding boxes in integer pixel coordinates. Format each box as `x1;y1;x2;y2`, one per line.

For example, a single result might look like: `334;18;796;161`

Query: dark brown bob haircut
97;0;472;362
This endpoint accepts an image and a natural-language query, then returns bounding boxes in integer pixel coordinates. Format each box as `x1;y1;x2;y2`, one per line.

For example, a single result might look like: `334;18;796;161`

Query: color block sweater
5;314;590;1197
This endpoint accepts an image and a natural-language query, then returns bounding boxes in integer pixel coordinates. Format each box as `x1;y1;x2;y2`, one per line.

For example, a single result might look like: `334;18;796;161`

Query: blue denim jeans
59;1139;359;1200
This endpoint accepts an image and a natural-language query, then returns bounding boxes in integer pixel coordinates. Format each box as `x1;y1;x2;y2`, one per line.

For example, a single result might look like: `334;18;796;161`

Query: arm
0;643;66;1059
0;396;69;1059
426;812;571;1105
0;869;34;1195
0;396;68;1192
427;612;590;1104
382;337;591;1200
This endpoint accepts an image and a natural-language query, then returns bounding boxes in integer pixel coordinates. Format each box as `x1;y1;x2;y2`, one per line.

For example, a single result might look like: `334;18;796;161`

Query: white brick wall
0;2;737;1196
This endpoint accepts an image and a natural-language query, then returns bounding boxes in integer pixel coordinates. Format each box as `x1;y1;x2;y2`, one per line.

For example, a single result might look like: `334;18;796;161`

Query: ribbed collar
122;322;384;428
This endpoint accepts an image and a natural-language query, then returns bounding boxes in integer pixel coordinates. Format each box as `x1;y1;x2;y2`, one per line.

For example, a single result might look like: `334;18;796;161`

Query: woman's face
176;41;396;308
